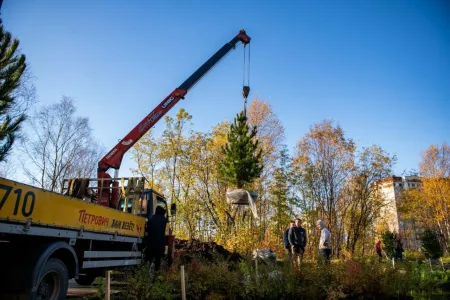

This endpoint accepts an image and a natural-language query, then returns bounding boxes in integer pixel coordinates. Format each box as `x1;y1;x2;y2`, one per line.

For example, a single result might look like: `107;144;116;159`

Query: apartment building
375;175;423;249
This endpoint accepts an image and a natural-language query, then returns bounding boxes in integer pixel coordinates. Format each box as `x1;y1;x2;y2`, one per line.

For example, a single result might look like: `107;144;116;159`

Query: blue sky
3;0;449;179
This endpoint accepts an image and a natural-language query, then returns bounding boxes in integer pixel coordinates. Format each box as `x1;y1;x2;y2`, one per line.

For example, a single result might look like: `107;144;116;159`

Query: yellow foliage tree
399;142;450;250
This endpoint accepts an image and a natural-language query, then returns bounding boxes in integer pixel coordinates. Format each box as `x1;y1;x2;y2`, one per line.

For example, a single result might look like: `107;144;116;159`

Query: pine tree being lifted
0;22;27;162
218;110;263;190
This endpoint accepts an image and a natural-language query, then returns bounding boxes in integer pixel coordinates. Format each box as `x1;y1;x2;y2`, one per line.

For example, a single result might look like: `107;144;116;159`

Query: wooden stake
255;258;260;285
181;265;186;300
105;270;111;300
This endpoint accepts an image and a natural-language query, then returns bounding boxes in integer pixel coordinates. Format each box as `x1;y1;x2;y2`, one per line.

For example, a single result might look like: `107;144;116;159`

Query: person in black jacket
283;221;295;261
288;218;307;267
145;205;168;272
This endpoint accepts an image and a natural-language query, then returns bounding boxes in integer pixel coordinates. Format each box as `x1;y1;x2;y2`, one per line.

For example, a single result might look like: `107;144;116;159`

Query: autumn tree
399;142;450;250
266;145;295;254
21;97;103;191
293;119;356;257
247;98;286;237
343;145;396;255
247;98;285;175
129;107;265;252
0;23;28;162
159;109;194;237
218;110;263;189
158;109;192;203
130;129;161;189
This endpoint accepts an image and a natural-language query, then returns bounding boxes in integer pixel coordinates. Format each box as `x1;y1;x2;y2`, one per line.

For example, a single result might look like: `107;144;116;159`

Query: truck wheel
34;258;68;300
75;274;97;286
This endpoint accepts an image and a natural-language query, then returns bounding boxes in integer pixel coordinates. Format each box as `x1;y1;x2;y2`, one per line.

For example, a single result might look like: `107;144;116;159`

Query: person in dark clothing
145;205;168;272
394;235;404;262
288;218;307;266
283;221;295;261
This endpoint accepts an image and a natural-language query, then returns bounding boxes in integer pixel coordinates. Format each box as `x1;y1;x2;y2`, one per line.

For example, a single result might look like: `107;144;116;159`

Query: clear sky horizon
2;0;449;181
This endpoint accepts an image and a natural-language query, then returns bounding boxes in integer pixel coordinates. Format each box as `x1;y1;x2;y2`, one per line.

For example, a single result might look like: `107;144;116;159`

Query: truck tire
75;274;97;286
33;258;69;300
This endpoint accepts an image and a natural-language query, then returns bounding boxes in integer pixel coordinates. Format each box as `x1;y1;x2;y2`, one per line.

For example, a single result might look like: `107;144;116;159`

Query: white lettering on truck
138;111;162;133
105;148;118;160
161;96;175;109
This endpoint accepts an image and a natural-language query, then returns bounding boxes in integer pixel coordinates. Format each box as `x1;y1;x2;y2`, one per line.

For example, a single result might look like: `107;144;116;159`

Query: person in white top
316;219;331;264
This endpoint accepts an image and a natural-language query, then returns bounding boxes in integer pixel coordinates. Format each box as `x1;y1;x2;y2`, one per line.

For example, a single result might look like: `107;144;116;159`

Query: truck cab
117;186;175;261
118;188;174;238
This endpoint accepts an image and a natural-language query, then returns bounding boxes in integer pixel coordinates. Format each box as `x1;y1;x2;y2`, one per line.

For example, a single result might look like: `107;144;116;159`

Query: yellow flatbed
0;177;146;238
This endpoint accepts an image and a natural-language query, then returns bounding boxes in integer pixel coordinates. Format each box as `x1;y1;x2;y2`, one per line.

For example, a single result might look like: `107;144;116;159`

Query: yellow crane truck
0;176;169;299
0;29;251;299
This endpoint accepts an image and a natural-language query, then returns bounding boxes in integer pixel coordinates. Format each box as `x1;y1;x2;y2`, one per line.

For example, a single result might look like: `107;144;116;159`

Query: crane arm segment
97;30;251;176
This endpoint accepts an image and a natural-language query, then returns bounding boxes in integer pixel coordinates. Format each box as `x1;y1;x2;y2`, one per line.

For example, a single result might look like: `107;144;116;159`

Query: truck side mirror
170;203;177;216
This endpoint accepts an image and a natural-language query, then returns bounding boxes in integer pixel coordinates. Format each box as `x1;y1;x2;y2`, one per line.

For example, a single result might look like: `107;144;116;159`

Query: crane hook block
242;86;250;99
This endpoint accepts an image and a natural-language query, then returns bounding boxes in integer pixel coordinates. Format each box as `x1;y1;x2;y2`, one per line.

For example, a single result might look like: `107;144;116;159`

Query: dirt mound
174;238;242;263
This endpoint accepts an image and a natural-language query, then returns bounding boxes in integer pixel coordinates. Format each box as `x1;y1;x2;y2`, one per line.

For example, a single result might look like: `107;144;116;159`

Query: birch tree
343;145;396;255
21;97;103;191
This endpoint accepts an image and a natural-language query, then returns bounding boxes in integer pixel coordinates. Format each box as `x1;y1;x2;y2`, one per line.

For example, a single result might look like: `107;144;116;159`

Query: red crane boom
96;30;251;207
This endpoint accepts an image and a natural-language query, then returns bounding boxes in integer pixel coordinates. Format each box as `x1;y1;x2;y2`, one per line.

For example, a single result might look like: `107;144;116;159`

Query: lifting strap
242;42;251;116
132;178;143;214
120;177;144;213
78;179;89;198
121;178;126;198
67;179;74;196
67;178;89;199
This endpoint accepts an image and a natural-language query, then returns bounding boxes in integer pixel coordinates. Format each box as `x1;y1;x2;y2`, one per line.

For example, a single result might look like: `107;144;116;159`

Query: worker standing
288;218;307;267
145;205;168;272
316;219;331;265
376;239;383;262
283;221;295;261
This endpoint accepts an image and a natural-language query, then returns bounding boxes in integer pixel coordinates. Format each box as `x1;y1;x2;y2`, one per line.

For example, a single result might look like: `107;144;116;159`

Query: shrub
404;249;426;262
121;254;450;299
381;230;396;259
421;229;444;259
124;262;180;300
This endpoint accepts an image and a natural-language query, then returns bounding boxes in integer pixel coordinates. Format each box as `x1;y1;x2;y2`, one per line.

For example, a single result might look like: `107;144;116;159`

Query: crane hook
242;85;250;99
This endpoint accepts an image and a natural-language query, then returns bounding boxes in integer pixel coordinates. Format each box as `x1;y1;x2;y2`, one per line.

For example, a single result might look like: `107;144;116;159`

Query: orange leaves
247;98;285;169
399;143;450;245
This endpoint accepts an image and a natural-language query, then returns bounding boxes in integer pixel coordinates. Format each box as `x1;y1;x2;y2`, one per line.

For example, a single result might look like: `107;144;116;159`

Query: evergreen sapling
218;110;263;189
